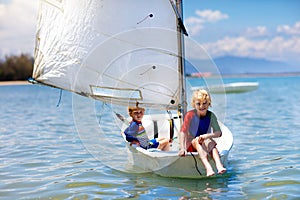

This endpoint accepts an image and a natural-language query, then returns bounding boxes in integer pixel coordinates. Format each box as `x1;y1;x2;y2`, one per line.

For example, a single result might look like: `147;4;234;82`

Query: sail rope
56;89;63;107
99;102;130;125
139;65;156;75
137;13;154;24
190;152;202;176
168;0;188;36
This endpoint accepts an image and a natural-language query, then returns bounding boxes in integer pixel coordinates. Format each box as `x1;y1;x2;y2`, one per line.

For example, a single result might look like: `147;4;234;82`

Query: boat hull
192;82;259;94
126;147;229;178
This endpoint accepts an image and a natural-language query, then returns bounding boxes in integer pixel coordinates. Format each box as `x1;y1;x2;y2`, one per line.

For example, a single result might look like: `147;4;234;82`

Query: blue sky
183;0;300;66
0;0;299;66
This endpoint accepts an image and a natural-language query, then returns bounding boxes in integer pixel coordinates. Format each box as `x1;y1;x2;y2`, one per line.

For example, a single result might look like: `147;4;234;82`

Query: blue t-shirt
181;109;221;149
124;120;150;149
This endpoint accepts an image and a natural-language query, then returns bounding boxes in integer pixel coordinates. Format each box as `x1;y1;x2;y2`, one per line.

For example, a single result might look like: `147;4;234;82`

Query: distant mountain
185;56;300;75
213;56;300;74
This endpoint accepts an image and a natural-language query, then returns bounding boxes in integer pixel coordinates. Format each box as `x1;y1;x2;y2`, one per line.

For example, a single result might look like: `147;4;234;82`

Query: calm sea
1;76;300;199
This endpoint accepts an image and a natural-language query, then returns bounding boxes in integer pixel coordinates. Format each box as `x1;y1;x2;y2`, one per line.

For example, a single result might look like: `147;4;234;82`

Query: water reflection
115;171;237;199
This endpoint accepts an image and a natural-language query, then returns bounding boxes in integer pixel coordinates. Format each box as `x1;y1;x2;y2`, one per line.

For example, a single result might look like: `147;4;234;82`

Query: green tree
0;54;34;81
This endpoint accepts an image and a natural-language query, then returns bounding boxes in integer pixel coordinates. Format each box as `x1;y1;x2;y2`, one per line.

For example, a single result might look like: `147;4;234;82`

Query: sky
0;0;299;66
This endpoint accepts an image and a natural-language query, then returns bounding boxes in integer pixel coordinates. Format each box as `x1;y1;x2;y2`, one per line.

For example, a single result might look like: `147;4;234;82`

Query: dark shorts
187;145;197;152
148;139;159;149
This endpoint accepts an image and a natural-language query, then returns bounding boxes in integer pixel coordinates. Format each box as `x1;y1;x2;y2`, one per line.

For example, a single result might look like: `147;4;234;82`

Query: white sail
33;0;181;109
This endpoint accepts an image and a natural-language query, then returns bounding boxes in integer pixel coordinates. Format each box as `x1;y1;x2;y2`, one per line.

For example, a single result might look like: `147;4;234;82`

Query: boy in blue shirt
124;105;170;151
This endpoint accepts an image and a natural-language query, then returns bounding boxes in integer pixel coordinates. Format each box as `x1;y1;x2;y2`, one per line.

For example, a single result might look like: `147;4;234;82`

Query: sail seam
102;72;177;99
41;0;64;12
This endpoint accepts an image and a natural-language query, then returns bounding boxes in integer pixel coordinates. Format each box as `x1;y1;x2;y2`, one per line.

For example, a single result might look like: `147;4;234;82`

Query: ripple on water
263;180;300;187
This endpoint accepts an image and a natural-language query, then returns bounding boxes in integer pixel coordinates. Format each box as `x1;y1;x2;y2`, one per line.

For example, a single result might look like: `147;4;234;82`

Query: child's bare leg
200;155;215;176
158;138;170;151
212;148;226;174
161;140;170;151
192;139;215;176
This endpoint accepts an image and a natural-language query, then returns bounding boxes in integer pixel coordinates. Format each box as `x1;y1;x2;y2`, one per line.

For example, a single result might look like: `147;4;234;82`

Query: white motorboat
192;82;259;94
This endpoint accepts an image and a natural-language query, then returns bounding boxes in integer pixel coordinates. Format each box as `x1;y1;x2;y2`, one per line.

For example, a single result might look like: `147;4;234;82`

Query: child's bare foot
218;168;226;175
206;170;215;177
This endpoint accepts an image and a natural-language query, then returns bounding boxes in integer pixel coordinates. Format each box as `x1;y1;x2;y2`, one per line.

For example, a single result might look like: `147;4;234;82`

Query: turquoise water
1;76;300;199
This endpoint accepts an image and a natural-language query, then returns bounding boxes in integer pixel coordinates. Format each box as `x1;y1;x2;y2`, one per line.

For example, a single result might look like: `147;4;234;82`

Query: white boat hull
192;82;259;94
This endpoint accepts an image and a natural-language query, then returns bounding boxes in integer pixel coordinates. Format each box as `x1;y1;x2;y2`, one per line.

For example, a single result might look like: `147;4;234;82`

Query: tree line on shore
0;54;34;81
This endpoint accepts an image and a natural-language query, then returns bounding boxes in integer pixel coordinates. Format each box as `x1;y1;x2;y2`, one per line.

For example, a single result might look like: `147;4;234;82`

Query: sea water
0;76;300;199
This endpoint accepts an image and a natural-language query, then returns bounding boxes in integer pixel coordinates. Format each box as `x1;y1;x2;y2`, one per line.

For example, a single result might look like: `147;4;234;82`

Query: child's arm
198;112;222;142
129;140;140;146
125;134;139;142
124;122;139;143
178;131;187;156
198;130;222;143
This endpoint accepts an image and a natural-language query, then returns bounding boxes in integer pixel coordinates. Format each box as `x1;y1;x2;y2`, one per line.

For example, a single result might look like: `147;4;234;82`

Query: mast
176;0;187;117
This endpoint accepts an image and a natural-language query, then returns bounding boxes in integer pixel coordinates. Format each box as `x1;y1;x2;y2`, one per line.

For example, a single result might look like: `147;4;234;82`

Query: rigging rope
190;152;202;176
137;13;154;24
56;89;63;107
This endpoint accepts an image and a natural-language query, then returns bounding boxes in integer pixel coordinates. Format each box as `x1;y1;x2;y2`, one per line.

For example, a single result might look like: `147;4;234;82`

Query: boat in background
192;82;259;94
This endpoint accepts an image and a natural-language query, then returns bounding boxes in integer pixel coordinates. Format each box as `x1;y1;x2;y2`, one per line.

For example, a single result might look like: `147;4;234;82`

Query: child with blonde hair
178;89;226;176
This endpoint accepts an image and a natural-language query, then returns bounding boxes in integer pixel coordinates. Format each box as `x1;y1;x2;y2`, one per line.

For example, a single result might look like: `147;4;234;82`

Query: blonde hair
128;106;145;117
191;89;212;108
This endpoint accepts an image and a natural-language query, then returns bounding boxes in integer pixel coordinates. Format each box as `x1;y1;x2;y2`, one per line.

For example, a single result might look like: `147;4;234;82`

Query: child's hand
198;136;205;144
178;149;187;157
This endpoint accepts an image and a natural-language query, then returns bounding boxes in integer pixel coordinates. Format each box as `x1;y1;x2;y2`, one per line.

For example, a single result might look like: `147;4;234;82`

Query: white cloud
184;15;300;65
244;26;268;37
0;0;37;58
202;35;300;64
277;21;300;35
195;9;229;22
185;9;228;36
185;8;300;65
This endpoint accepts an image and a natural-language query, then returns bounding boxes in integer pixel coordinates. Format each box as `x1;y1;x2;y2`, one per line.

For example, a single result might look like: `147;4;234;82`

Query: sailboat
192;82;259;94
31;0;233;178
